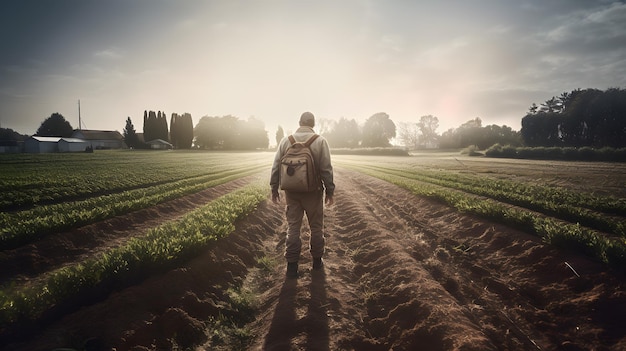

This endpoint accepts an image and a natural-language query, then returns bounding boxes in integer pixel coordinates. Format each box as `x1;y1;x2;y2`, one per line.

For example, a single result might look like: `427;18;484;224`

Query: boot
286;262;298;279
312;257;324;270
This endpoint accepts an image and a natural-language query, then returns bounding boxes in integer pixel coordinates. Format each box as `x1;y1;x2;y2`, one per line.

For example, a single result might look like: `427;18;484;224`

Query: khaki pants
284;190;325;263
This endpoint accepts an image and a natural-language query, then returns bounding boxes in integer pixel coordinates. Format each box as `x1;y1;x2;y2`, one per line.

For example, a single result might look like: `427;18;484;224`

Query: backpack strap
287;134;319;146
303;134;319;147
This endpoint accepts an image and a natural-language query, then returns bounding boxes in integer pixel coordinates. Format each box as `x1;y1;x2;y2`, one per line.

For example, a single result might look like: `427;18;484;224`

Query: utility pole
78;99;82;130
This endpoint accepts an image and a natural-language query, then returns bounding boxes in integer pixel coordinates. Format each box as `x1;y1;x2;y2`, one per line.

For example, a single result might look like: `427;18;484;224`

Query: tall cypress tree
123;117;140;148
180;113;194;148
159;111;169;141
170;113;179;148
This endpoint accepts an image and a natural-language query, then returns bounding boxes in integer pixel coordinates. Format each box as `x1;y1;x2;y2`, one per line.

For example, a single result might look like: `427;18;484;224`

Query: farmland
1;150;625;350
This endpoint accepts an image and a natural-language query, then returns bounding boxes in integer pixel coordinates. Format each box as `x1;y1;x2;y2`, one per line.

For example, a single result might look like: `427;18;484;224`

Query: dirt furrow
4;188;284;351
252;168;625;350
3;168;625;350
0;175;257;285
332;169;625;350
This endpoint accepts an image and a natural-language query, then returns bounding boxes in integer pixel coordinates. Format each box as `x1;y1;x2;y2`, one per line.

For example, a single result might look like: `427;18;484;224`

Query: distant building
24;136;61;153
23;130;126;153
71;130;126;149
146;138;173;150
58;138;90;153
0;140;23;153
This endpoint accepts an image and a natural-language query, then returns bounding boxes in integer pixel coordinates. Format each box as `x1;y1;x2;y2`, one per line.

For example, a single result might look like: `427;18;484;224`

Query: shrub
577;147;595;161
331;148;409;156
461;145;483;156
484;146;626;162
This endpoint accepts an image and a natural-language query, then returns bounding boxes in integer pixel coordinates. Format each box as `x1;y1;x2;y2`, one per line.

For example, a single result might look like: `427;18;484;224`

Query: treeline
124;111;194;149
143;111;169;143
194;115;269;150
485;144;626;162
170;113;194;149
521;88;626;148
438;118;521;149
0;128;28;142
316;113;398;148
6;86;623;155
125;112;270;150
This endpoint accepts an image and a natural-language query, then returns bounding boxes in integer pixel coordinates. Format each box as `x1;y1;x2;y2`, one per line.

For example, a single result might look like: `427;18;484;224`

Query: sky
1;0;625;141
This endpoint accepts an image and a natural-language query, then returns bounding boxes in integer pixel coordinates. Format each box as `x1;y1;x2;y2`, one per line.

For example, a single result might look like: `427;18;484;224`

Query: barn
58;138;90;153
24;136;61;153
72;130;126;149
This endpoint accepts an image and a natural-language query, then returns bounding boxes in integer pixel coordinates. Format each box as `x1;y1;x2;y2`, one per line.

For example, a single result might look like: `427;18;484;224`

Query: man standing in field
270;111;335;279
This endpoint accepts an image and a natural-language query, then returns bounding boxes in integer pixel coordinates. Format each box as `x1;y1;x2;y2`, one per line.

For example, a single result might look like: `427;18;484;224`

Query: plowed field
2;159;625;351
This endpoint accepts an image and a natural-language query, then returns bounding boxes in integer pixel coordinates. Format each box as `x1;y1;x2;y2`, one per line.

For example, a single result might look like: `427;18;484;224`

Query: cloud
93;48;123;60
546;2;626;51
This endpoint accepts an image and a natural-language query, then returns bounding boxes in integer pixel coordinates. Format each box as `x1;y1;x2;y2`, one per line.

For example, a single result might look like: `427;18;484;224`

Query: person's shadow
263;270;330;351
305;269;330;351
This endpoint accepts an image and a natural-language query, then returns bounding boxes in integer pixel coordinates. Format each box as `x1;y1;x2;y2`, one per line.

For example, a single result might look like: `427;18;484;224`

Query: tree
396;122;420;150
324;117;360;148
361;112;396;147
521;112;562;147
397;115;440;149
238;117;269;150
0;127;28;141
439;118;483;149
521;88;626;148
275;126;285;146
123;117;141;149
155;111;169;141
194;115;268;150
439;117;520;149
481;125;521;149
316;118;332;136
195;116;230;149
540;96;560;114
170;113;194;149
417;115;439;148
144;110;169;142
36;113;74;137
143;110;151;141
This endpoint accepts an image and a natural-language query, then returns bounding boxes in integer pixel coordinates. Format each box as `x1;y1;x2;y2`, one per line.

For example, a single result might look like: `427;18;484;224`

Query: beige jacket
270;126;335;197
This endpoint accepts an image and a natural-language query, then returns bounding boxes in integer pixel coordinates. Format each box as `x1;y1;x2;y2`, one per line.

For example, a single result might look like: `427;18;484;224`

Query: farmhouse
72;130;126;149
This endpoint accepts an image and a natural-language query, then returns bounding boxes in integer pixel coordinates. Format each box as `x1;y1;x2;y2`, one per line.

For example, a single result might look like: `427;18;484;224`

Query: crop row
0;180;268;331
349;163;626;238
345;164;626;270
0;164;265;251
0;151;270;211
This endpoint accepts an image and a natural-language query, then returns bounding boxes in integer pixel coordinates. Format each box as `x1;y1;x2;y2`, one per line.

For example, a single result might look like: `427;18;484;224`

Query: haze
1;1;625;138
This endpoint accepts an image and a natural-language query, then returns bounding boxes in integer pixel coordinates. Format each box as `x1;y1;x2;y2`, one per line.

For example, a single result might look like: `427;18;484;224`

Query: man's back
272;125;334;198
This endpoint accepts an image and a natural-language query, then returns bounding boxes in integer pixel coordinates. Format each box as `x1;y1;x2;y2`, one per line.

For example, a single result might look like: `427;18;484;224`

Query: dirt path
4;169;625;350
249;169;626;350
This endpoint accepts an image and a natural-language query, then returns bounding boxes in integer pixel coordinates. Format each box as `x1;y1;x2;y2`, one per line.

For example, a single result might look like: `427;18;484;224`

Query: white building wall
59;139;89;152
24;137;60;153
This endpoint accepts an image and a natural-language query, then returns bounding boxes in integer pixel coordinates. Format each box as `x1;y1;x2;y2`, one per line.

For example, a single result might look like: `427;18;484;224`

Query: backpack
279;134;320;192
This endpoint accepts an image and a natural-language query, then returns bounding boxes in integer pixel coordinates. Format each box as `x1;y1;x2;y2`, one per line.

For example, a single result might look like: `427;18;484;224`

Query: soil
2;169;625;351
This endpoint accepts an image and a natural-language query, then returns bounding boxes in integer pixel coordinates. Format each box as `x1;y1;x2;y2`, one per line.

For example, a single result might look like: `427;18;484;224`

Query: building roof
59;138;88;143
73;130;124;140
146;138;173;146
30;136;62;142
